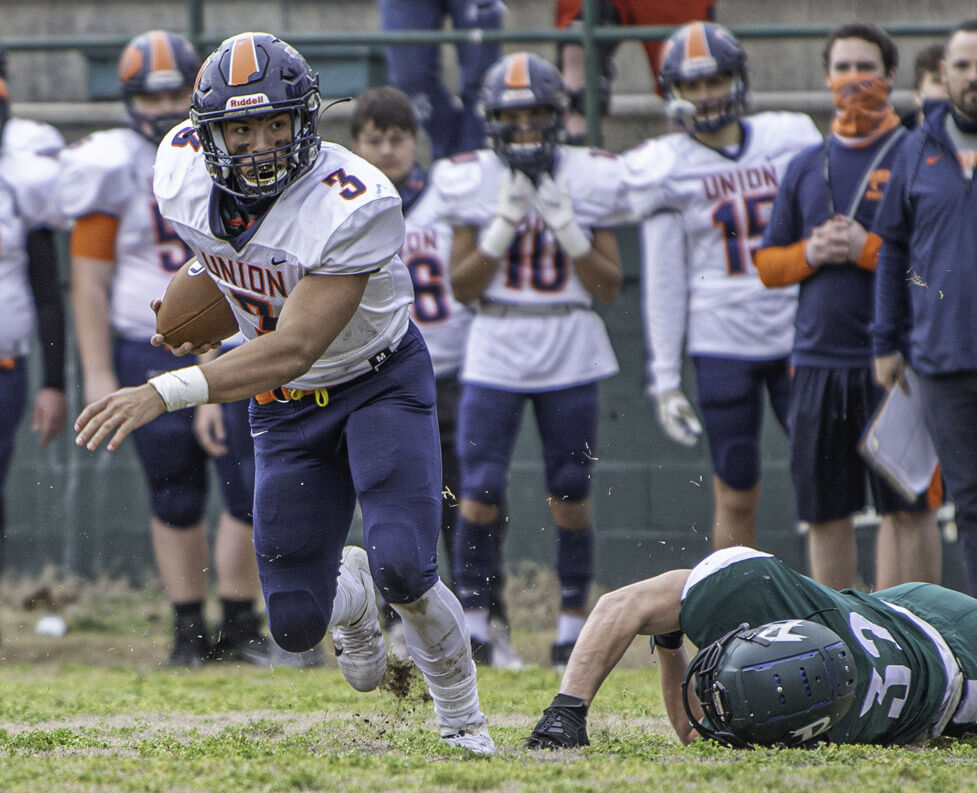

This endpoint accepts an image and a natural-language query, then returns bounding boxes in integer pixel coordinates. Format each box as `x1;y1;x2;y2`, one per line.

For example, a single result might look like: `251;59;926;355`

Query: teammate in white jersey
0;78;66;573
60;31;273;668
350;86;522;669
0;45;64;157
622;22;822;551
74;32;493;754
420;52;625;670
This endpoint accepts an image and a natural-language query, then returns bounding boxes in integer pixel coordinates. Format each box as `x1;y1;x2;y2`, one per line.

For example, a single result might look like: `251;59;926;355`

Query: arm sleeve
640;211;687;394
26;228;66;390
754;241;816;287
871;156;912;357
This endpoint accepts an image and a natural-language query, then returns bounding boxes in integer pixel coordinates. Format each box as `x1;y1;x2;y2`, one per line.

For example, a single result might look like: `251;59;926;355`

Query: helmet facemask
485;105;563;182
665;72;748;134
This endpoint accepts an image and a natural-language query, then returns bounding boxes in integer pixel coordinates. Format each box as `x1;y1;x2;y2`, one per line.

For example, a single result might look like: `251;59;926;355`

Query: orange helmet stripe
117;45;144;83
503;53;531;89
229;33;261;86
684;22;711;62
0;78;8;101
148;30;176;73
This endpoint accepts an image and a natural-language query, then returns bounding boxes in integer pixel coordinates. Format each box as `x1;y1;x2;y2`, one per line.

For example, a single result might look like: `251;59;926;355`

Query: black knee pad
266;590;327;652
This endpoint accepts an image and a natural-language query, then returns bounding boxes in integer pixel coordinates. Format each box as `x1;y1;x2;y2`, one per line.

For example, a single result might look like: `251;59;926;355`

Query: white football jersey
402;202;472;378
420;146;625;390
2;117;65;156
154;126;413;391
59;127;190;339
0;146;64;356
623;112;822;365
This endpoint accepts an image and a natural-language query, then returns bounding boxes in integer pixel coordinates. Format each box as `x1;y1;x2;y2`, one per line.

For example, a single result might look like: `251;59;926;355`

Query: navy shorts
456;381;599;506
789;365;929;523
114;338;254;526
248;322;442;635
692;354;790;491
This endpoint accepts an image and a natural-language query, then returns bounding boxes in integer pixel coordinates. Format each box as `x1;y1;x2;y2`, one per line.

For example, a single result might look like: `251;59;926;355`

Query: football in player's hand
156;258;238;348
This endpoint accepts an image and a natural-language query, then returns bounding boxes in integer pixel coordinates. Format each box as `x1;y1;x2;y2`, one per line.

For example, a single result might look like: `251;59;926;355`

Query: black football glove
525;693;590;749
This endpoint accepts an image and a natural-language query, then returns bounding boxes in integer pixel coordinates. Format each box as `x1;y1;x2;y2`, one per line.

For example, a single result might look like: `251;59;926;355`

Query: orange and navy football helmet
118;30;200;144
191;32;322;199
479;52;568;180
660;22;748;134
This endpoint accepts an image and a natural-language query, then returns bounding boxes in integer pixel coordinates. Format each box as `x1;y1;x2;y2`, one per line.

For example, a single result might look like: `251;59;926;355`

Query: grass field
0;568;975;793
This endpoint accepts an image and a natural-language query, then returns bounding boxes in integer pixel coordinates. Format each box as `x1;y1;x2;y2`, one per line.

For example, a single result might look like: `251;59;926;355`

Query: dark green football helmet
682;619;858;748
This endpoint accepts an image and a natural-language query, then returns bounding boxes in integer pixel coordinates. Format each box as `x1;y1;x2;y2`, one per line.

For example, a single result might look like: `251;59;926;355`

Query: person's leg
874;510;942;589
0;359;29;573
534;384;599;668
117;339;214;665
348;332;490;750
379;0;462;159
453;383;524;661
693;356;773;551
807;516;857;589
915;372;977;594
450;0;504;153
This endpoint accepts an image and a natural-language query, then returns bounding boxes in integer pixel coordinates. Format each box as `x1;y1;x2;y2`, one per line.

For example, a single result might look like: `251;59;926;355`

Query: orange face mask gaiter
829;73;900;139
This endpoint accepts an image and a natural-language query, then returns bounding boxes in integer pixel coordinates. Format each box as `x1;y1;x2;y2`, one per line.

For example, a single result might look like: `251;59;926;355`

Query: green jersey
680;548;977;745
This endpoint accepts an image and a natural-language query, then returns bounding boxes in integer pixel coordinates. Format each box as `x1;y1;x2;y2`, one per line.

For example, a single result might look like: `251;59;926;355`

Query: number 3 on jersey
711;192;776;275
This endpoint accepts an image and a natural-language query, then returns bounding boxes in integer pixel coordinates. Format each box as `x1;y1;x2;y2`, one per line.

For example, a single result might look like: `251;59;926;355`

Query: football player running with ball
418;52;626;670
622;23;822;551
73;32;493;754
60;31;273;668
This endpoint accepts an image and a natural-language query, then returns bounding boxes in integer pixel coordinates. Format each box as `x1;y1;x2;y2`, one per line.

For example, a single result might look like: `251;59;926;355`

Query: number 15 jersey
622;112;821;360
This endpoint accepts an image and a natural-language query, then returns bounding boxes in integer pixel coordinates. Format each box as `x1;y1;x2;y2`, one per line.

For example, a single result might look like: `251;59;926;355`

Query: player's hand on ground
525;694;590;749
873;351;909;393
194;403;228;457
655;389;702;447
32;387;67;447
75;384;166;452
805;216;853;267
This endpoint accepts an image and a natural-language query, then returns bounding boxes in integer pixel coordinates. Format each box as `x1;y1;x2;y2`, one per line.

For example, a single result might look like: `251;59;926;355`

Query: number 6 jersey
622;112;822;367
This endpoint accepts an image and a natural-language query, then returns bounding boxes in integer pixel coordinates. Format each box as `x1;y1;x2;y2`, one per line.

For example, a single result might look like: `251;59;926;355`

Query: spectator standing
554;0;716;142
0;73;65;572
378;0;507;159
74;32;493;754
60;31;270;667
873;19;977;598
756;23;940;591
903;42;949;129
622;22;821;551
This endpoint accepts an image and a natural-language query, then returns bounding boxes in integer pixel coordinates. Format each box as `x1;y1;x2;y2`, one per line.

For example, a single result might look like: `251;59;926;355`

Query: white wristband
477;216;518;259
554;221;591;259
148;365;210;412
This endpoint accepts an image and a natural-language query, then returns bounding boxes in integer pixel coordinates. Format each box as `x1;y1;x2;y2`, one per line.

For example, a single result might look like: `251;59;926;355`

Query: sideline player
74;32;493;753
59;31;270;667
420;52;625;669
0;44;65;156
527;545;977;749
349;86;521;669
622;22;822;550
0;75;66;574
756;23;940;591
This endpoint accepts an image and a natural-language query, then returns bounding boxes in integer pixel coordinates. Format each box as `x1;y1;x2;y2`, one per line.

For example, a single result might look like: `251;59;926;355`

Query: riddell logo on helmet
225;93;270;110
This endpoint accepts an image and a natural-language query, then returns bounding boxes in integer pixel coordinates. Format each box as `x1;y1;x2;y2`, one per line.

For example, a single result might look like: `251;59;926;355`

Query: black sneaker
166;632;210;668
551;641;575;672
209;613;272;667
470;636;493;665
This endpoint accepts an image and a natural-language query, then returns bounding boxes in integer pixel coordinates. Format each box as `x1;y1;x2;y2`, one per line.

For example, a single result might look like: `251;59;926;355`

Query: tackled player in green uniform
527;547;977;748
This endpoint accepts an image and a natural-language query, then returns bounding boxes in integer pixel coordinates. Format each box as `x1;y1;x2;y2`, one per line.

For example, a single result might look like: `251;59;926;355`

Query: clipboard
858;368;939;503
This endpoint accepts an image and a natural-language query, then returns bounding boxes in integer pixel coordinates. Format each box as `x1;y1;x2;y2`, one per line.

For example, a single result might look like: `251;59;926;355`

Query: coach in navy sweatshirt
872;19;977;597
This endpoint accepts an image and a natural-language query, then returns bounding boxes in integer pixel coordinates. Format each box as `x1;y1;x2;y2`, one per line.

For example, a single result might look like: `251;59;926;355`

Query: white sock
464;607;490;643
327;561;366;630
394;581;484;730
556;613;587;645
